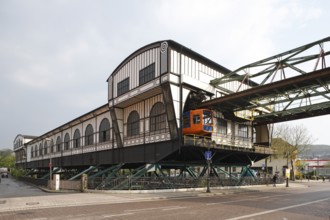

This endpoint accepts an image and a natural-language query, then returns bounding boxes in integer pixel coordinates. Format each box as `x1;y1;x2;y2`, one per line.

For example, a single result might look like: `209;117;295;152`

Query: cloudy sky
1;0;330;149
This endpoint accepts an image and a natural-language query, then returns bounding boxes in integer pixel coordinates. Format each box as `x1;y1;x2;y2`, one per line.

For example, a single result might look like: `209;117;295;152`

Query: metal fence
88;176;284;190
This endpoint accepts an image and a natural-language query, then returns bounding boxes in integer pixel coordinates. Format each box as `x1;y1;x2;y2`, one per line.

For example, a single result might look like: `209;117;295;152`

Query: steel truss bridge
201;36;330;125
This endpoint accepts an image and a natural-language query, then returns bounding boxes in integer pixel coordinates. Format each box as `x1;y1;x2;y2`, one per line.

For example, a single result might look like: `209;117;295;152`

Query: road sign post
205;150;212;193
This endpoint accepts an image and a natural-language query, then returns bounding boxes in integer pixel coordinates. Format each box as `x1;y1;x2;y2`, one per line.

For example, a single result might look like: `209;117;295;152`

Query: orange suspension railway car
182;109;214;136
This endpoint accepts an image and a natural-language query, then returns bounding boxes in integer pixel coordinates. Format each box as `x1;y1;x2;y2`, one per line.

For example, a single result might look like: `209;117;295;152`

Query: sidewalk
0;181;306;213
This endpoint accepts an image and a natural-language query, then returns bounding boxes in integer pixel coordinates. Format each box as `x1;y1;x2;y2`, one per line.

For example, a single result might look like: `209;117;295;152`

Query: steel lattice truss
203;37;330;124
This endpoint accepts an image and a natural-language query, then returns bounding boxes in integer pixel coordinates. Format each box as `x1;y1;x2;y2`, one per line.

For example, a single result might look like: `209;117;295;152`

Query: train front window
203;110;212;125
193;114;200;124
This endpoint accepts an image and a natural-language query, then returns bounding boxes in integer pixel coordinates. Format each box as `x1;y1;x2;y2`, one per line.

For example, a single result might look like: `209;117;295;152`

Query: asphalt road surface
0;177;329;220
0;175;47;198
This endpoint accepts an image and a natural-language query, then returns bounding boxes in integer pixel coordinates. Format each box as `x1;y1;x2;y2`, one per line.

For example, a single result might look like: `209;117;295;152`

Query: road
0;176;329;220
0;175;47;198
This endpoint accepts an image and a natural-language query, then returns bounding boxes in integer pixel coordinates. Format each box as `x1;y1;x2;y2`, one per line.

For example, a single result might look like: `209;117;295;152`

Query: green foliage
0;149;15;168
10;167;26;178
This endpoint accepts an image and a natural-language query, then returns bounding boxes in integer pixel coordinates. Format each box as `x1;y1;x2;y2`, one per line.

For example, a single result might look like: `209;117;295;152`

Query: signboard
204;151;212;160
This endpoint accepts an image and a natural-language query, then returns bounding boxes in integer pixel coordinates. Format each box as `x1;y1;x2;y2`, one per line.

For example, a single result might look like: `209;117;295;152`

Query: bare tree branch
271;123;315;180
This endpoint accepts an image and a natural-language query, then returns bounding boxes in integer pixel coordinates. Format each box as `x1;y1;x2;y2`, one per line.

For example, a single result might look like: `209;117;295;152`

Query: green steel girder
155;165;174;189
209;37;330;121
211;36;330;87
200;66;330;125
40;167;61;179
89;163;124;179
69;166;97;180
243;88;330;113
185;166;198;178
111;164;156;190
198;165;208;178
213;166;239;180
236;166;257;186
253;101;330;125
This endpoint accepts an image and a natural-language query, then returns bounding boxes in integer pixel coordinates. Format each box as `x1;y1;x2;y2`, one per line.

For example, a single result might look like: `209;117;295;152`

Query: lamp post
49;152;52;188
45;138;52;189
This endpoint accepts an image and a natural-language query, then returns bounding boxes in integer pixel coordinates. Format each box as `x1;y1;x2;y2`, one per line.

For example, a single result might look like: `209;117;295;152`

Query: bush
10;168;26;178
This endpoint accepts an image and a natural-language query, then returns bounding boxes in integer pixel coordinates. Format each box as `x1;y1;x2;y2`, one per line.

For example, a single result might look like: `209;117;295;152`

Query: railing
30;139;115;161
18;177;82;191
18;175;284;191
183;135;214;147
89;176;284;190
183;134;271;154
123;130;171;146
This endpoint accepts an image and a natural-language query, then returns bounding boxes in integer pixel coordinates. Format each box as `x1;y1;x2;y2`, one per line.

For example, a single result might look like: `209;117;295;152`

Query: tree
0;149;15;169
271;124;314;180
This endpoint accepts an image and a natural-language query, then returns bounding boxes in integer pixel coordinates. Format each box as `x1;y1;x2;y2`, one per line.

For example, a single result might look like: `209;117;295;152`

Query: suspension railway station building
14;40;272;186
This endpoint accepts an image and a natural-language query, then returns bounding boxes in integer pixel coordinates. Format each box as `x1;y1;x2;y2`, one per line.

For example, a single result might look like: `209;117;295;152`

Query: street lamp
45;138;52;189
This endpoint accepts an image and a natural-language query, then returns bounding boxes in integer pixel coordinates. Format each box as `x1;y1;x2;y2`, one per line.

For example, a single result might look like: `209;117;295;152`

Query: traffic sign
204;151;212;160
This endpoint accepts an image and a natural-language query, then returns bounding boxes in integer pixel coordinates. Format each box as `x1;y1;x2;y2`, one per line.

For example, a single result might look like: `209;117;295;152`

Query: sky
1;0;330;149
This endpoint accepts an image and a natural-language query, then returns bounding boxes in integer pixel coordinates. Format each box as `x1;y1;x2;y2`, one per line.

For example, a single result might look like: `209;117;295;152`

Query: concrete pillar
81;174;88;192
53;174;60;190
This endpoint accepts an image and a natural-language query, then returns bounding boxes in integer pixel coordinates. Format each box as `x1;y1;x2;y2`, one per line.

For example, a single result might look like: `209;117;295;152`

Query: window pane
127;111;140;137
238;124;248;138
203;110;212;125
73;129;81;148
85;124;94;146
150;102;166;132
193;115;200;124
99;119;110;142
64;133;70;150
56;137;61;152
117;77;129;96
217;118;227;135
139;63;155;86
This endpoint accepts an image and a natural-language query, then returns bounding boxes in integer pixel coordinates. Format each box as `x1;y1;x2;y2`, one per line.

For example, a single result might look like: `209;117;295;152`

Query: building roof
107;40;232;81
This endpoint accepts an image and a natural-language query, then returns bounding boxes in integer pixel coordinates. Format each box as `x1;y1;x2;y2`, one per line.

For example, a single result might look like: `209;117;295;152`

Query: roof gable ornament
160;41;168;53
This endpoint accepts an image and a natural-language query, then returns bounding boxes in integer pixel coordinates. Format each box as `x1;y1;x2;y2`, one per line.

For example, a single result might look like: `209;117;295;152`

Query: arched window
39;143;43;156
73;129;81;148
85;124;94;146
127;111;140;137
31;147;33;158
44;142;48;155
50;139;54;153
64;133;70;150
56;136;62;152
35;145;38;157
99;118;110;143
150;102;166;132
